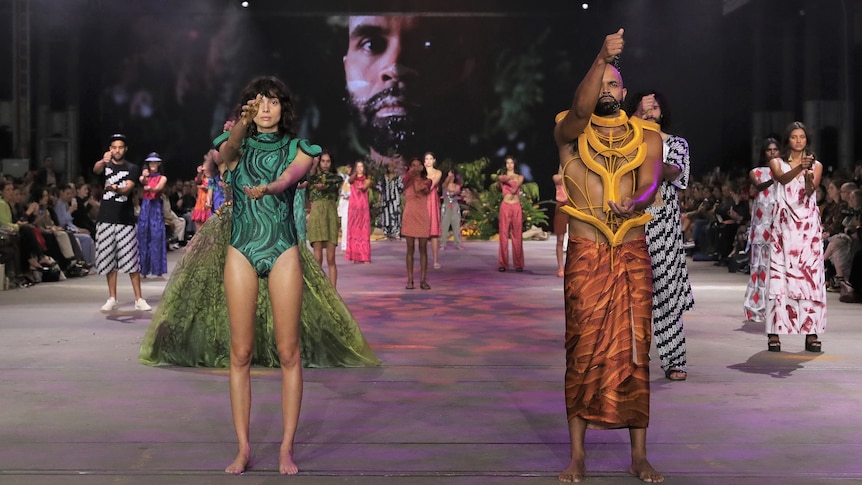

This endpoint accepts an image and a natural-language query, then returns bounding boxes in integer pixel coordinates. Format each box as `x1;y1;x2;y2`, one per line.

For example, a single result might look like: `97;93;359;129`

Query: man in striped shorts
93;133;151;312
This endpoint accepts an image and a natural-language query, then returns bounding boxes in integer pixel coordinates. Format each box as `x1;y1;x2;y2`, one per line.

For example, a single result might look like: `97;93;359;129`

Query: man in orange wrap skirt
553;28;664;483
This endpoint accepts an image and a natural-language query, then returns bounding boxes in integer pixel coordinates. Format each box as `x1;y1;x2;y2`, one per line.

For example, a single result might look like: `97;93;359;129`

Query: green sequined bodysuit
226;132;321;276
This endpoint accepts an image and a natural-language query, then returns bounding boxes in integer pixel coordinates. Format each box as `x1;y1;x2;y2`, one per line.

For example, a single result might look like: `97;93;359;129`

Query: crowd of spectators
0;160;211;289
4;154;862;307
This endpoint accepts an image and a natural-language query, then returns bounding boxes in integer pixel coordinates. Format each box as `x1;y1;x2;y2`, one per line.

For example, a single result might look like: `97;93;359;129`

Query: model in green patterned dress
138;199;380;369
306;150;342;287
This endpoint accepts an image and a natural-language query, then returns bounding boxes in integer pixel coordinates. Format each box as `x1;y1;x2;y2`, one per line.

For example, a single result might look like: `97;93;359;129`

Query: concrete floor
1;239;860;485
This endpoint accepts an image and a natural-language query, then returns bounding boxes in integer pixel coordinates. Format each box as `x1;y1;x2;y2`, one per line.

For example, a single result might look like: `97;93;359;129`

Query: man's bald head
593;64;626;117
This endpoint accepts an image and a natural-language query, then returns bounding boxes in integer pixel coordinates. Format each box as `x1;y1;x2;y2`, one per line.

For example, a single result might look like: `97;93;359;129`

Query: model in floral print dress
766;122;826;353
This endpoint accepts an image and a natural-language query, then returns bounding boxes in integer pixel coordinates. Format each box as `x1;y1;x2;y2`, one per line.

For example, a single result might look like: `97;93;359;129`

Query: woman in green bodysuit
218;76;316;476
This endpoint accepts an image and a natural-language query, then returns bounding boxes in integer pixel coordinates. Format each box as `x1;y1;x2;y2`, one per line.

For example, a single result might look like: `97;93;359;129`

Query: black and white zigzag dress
645;135;695;371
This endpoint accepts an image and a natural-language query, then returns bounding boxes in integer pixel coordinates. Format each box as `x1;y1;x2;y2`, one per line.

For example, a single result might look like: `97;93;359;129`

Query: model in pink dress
345;161;371;263
497;156;525;272
766;122;826;353
424;152;442;269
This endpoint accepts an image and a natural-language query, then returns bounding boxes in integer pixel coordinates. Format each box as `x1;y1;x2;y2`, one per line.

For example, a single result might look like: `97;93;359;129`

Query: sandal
768;334;781;352
420;280;431;290
665;369;687;381
805;334;822;353
498;267;507;272
405;281;415;290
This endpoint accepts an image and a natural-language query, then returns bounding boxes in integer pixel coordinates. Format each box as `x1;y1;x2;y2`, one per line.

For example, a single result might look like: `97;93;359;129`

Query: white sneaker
101;297;117;312
134;298;152;311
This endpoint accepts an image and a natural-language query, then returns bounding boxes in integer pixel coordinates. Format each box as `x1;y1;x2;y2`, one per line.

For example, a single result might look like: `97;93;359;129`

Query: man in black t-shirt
93;134;150;312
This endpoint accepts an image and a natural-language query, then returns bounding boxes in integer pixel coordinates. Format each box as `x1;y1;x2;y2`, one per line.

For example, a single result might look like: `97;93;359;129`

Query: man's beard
348;87;418;157
594;96;621;117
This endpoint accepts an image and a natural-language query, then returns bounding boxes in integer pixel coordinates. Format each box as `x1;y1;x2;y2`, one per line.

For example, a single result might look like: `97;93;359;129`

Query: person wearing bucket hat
93;133;151;312
137;152;168;278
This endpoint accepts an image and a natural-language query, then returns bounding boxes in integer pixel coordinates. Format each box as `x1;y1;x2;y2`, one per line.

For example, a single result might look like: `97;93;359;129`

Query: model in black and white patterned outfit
629;91;694;381
93;133;151;313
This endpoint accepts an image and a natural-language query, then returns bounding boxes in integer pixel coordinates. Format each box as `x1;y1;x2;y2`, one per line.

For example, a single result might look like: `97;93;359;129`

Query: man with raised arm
553;29;664;483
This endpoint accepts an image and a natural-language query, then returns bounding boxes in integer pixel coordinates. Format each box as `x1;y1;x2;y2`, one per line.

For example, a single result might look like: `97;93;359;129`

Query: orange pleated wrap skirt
564;237;653;429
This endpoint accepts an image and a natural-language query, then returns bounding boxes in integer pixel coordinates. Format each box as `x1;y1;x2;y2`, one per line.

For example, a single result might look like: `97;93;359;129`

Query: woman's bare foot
629;458;663;483
279;444;298;475
558;459;586;482
224;448;250;474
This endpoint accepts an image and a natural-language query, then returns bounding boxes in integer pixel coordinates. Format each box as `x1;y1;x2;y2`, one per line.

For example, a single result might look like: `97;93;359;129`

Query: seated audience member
827;188;861;294
54;185;95;268
3;182;58;285
72;182;98;235
162;193;186;250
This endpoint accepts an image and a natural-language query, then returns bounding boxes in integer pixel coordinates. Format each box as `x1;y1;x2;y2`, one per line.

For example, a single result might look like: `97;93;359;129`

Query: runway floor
1;238;860;484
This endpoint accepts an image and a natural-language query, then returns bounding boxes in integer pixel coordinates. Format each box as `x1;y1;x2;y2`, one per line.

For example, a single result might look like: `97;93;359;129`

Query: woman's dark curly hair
235;76;298;138
624;90;672;128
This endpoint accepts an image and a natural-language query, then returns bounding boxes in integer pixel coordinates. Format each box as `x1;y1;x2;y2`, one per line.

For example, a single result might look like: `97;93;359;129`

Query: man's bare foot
224;449;250;474
629;458;663;483
279;444;298;475
558;459;586;482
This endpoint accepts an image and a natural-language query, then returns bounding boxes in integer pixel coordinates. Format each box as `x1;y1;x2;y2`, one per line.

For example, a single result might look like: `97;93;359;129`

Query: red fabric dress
345;175;371;262
427;181;441;237
401;173;431;238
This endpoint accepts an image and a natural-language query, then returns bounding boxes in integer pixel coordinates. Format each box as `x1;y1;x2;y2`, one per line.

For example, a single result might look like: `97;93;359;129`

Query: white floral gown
766;159;826;334
743;166;775;323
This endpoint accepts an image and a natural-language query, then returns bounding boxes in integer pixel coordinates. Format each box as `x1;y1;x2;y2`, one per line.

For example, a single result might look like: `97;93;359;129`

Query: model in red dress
402;157;432;289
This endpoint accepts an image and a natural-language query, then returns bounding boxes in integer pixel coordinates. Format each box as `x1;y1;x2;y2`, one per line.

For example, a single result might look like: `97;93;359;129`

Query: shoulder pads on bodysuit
630;116;660;134
212;131;230;150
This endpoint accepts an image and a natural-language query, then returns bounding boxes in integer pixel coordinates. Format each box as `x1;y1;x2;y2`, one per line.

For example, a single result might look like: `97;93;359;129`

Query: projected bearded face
344;16;454;157
594;65;626;117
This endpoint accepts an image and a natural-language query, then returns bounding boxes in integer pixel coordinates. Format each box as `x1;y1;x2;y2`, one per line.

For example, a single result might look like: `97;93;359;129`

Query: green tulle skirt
138;205;380;368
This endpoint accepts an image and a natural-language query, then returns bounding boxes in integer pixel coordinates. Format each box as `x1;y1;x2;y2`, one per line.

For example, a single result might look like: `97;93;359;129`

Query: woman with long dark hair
743;137;777;323
401;157;432;289
766;122;826;352
217;76;319;475
345;160;372;263
307;150;343;286
497;156;524;272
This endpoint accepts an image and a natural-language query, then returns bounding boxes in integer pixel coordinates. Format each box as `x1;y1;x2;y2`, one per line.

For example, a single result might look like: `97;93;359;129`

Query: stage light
582;3;589;10
241;1;249;7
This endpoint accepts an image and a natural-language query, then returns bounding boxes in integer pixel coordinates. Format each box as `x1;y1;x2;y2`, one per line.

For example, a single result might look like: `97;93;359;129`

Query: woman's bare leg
431;236;439;267
405;236;415;287
269;247;304;475
324;242;338;287
419;238;429;283
312;241;324;266
224;247;259;474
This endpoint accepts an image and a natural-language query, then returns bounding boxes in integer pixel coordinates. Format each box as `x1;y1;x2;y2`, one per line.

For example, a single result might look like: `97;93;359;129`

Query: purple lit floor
1;239;860;484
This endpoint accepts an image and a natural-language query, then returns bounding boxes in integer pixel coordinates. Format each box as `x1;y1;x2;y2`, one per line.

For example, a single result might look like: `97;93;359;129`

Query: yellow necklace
559;111;655;247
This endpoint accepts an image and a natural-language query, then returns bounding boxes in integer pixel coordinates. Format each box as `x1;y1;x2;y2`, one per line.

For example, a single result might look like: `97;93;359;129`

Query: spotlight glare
241;1;249;7
582;3;589;10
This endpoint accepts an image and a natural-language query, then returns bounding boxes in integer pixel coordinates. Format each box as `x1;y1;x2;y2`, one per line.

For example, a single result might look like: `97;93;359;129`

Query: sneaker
681;240;696;249
101;297;117;312
134;298;152;311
